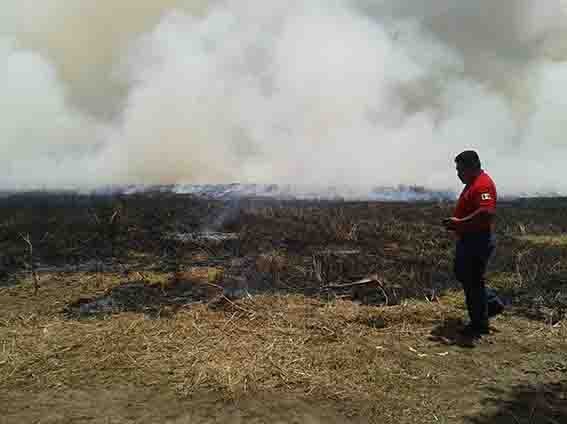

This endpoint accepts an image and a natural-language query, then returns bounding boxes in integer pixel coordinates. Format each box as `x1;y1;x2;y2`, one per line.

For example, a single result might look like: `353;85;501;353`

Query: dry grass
517;234;567;246
1;273;566;423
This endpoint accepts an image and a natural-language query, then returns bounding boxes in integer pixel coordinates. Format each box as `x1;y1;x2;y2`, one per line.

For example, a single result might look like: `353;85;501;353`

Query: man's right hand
442;217;459;231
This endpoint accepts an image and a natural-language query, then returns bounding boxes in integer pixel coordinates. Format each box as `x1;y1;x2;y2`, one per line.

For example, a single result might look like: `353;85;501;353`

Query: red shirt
454;170;497;234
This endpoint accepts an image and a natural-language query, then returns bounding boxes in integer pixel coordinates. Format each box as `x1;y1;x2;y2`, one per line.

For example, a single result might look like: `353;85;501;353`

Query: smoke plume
1;0;566;195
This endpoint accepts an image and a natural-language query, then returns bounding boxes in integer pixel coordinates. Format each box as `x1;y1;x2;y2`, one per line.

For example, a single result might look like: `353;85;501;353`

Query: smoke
1;0;566;195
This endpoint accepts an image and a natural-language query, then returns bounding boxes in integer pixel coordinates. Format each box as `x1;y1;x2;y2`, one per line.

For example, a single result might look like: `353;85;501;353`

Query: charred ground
0;193;565;423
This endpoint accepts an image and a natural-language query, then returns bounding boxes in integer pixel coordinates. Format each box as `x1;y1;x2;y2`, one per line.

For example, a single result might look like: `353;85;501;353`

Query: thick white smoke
1;0;566;195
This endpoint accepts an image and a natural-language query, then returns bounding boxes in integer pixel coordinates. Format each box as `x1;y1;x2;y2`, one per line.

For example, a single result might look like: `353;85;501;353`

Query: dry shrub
170;266;225;298
328;215;358;242
256;251;287;283
340;223;359;242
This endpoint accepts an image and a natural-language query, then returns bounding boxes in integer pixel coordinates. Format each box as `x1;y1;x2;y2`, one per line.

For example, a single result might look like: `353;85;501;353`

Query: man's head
455;150;482;185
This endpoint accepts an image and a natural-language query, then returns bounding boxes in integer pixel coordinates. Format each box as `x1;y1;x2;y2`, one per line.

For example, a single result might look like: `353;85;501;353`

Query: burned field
0;193;566;423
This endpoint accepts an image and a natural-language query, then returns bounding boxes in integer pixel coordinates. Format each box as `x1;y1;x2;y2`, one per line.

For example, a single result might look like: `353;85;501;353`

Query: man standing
444;150;504;337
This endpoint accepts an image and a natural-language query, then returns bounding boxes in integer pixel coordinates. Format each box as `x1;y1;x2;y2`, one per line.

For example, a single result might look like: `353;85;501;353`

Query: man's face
456;162;471;185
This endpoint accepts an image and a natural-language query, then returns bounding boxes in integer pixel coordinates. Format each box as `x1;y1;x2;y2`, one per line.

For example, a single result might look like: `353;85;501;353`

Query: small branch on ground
324;276;390;305
324;277;378;289
19;232;39;295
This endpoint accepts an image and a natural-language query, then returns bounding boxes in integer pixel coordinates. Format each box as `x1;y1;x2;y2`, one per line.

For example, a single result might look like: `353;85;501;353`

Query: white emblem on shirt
481;193;492;201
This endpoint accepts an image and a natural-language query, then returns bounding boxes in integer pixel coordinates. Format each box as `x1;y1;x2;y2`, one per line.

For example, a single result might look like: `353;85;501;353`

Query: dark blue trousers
454;232;503;327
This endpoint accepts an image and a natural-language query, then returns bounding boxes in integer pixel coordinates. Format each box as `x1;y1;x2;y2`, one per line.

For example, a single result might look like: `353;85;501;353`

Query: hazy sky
1;0;566;195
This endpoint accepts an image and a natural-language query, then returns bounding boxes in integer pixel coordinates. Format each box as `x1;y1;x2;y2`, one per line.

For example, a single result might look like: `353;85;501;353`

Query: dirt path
1;387;363;424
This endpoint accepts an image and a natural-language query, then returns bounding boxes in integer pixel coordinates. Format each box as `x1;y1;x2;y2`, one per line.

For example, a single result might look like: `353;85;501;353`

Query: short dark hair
455;150;481;170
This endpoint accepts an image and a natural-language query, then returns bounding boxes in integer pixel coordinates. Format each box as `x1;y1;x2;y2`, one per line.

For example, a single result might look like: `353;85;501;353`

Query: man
443;150;504;337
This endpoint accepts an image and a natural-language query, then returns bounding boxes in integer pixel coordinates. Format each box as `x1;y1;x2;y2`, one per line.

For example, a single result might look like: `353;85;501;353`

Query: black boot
487;298;505;318
459;322;490;338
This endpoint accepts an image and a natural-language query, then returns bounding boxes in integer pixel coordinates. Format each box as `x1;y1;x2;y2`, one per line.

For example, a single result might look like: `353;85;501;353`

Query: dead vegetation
0;192;566;423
